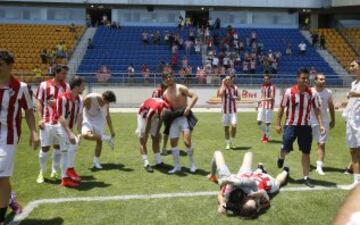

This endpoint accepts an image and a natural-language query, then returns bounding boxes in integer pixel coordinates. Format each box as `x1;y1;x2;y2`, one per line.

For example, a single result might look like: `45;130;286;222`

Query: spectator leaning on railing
96;65;111;82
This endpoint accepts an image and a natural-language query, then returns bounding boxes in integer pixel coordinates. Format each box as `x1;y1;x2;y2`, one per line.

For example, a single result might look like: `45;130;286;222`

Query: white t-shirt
298;43;307;51
343;80;360;122
310;88;332;125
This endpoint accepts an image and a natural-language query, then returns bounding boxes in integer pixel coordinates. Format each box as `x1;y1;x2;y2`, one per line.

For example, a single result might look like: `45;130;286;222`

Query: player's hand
348;91;357;98
69;134;76;144
31;132;40;150
217;204;226;214
275;125;282;134
47;99;56;107
330;120;335;129
320;125;326;135
38;121;45;130
184;108;191;116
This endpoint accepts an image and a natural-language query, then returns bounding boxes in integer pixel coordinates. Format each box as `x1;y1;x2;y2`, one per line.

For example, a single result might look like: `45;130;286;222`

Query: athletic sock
154;153;162;165
39;150;48;174
51;150;61;173
60;150;69;178
172;148;180;168
68;145;78;168
142;154;149;167
316;160;323;169
186;147;194;164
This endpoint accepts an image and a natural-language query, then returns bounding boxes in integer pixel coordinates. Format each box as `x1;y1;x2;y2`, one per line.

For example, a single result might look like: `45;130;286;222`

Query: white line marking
9;185;351;225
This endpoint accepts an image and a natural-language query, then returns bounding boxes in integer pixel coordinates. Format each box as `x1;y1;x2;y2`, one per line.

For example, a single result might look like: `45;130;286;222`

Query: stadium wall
81;85;350;108
0;6;85;24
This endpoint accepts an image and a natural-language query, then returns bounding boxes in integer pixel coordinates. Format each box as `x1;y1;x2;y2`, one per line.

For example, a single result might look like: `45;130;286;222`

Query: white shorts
346;119;360;149
312;123;329;144
169;116;190;139
0;144;16;177
82;120;105;137
136;114;160;138
257;108;273;124
40;123;60;147
223;113;237;126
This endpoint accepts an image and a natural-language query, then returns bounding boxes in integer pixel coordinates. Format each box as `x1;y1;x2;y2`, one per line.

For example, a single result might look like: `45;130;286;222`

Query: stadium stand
0;24;85;83
343;28;360;57
313;28;357;72
78;26;340;85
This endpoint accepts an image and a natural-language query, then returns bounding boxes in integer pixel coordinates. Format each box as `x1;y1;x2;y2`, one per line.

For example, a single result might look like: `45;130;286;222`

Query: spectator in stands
142;31;149;45
171;44;178;55
286;43;292;56
185;39;193;55
275;51;282;62
298;41;307;56
189;29;195;42
182;56;189;69
141;64;150;84
311;33;319;48
96;65;111;82
87;38;94;49
156;61;165;76
49;48;57;63
271;61;278;74
164;31;170;44
179;67;186;83
215;18;221;30
196;66;206;84
153;31;161;44
56;40;67;58
250;59;256;74
309;66;317;84
40;49;48;64
33;65;43;78
257;41;264;55
243;60;249;74
47;62;55;76
128;64;135;84
111;21;120;29
86;14;91;27
185;64;193;84
69;23;76;32
251;31;257;44
320;35;326;49
178;16;184;29
194;39;201;54
212;55;219;68
263;57;270;74
171;54;178;70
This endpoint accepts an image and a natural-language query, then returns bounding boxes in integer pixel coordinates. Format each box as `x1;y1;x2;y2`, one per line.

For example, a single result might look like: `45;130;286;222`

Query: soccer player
151;83;169;156
81;91;116;169
276;68;325;187
136;98;170;172
310;74;335;175
162;73;198;173
342;60;360;189
257;74;275;143
35;65;70;183
218;75;240;150
56;76;85;187
208;151;288;217
0;50;40;225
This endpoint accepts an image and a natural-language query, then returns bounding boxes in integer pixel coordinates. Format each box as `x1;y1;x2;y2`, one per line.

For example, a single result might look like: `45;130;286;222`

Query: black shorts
282;125;312;154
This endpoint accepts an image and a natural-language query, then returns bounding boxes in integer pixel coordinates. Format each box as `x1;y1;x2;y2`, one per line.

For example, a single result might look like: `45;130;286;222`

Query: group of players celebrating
0;48;359;224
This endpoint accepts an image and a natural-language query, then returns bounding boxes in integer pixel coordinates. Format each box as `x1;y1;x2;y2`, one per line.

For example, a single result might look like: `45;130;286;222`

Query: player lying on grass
208;151;289;218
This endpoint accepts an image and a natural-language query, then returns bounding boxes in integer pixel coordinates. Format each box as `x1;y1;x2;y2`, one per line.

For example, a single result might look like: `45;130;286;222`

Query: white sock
93;156;100;164
354;174;360;183
51;150;61;173
316;160;323;169
259;124;266;133
142;154;149;166
154;153;162;165
265;125;270;137
60;150;69;178
101;134;111;142
225;139;231;145
172;148;180;168
68;144;78;168
186;147;194;164
39;150;48;174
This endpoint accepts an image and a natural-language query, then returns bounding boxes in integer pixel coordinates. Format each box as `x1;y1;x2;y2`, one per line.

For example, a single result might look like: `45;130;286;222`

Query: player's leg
223;113;231;150
350;148;360;188
257;108;266;142
182;117;196;173
230;113;237;147
51;145;61;179
67;137;81;182
168;118;182;173
0;177;10;225
277;125;294;168
265;109;273;140
93;140;103;169
209;151;231;183
237;151;253;175
150;117;162;167
38;124;54;183
298;126;314;187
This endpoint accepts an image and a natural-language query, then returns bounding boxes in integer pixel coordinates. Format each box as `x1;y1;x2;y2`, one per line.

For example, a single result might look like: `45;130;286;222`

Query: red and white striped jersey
259;83;275;109
57;91;83;130
280;85;320;126
0;77;33;144
35;79;69;124
220;85;239;114
239;172;272;192
138;98;170;119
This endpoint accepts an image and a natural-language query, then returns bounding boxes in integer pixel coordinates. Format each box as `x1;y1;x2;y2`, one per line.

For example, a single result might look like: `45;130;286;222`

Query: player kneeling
136;98;170;172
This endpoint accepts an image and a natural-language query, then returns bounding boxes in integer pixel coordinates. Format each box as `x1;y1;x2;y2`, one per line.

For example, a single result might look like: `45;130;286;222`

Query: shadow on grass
268;139;283;144
73;181;112;191
17;217;64;225
287;176;337;187
310;164;345;173
89;163;134;172
231;146;252;151
152;162;188;177
182;167;209;176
